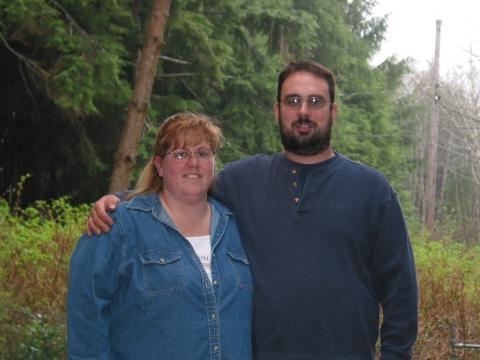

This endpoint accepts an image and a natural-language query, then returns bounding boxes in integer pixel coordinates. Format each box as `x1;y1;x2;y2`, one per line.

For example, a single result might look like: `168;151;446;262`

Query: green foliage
2;2;479;357
0;0;413;212
0;307;66;360
413;233;480;358
415;234;480;300
0;0;132;114
0;0;136;203
51;55;97;113
0;194;88;359
0;195;478;358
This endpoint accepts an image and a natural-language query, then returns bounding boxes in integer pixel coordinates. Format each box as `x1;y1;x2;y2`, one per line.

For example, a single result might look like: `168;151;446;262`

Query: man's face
275;71;337;156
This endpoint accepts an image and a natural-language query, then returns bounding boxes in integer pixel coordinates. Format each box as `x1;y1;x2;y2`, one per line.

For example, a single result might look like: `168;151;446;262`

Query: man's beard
279;115;333;156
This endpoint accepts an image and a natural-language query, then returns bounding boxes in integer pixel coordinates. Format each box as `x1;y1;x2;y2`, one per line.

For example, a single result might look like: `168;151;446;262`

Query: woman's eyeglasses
164;150;215;161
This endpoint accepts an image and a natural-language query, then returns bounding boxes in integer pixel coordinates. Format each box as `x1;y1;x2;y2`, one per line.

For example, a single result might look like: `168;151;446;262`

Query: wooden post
424;19;441;232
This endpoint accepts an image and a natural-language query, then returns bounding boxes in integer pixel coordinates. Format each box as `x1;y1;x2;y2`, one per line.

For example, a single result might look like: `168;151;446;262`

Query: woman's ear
154;156;163;177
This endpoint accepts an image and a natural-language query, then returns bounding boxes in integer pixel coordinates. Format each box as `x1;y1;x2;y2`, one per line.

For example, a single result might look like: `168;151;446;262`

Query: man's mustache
293;118;317;127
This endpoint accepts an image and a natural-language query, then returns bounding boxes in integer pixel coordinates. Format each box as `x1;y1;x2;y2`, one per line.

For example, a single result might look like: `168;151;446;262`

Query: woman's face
154;141;215;204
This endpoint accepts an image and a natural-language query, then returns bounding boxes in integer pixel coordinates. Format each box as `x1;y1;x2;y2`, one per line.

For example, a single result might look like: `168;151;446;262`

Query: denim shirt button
213;345;219;352
211;314;216;320
159;258;165;263
213;280;219;286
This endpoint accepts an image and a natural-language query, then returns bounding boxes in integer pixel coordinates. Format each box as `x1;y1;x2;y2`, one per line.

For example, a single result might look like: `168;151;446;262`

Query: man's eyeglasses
280;95;330;110
164;150;215;161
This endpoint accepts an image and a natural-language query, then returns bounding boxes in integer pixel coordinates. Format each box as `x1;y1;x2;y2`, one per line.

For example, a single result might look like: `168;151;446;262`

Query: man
87;60;418;359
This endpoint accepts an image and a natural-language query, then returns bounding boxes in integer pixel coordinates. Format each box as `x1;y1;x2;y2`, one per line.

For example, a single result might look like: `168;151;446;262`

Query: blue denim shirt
68;193;253;360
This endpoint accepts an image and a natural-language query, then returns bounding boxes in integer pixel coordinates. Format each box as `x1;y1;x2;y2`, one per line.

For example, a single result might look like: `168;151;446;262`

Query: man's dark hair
277;60;336;105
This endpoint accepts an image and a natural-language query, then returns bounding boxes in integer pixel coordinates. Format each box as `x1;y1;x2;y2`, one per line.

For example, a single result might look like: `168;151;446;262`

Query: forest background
0;0;479;358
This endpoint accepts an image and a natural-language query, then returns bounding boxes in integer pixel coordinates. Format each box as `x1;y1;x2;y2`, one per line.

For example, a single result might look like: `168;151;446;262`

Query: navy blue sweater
214;152;418;360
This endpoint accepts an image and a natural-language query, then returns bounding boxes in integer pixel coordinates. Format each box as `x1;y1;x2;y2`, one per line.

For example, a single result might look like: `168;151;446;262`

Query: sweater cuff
113;191;131;202
381;351;411;360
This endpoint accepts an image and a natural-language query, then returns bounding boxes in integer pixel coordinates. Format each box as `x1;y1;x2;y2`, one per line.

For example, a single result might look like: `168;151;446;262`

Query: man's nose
298;100;311;116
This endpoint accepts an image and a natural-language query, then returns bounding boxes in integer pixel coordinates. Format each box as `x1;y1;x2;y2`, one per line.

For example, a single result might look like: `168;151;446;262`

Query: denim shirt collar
125;193;234;248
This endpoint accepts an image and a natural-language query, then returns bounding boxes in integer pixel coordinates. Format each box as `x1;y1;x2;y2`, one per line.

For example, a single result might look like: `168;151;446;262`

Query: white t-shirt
185;235;212;281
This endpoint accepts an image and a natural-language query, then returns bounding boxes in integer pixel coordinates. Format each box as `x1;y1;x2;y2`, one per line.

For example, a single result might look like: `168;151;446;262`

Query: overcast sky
371;0;480;74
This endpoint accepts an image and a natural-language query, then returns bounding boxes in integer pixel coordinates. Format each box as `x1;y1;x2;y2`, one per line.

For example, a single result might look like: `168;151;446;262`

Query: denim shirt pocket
226;250;253;290
140;249;187;296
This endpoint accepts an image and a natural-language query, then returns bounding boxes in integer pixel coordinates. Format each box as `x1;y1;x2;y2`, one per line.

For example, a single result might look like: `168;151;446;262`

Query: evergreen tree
0;0;411;209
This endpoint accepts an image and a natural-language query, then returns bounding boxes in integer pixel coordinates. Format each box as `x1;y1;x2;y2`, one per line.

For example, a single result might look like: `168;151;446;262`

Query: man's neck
284;147;335;165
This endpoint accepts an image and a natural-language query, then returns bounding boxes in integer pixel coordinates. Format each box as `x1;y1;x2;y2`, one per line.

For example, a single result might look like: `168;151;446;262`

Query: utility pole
425;20;442;232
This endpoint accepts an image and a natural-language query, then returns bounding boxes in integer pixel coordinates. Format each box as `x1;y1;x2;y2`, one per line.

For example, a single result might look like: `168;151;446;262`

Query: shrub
413;233;480;359
1;196;479;359
0;197;88;359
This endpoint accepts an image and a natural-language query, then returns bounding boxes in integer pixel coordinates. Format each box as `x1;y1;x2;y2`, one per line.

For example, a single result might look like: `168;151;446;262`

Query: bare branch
159;55;189;64
0;33;48;79
181;79;201;100
47;0;90;39
157;72;196;78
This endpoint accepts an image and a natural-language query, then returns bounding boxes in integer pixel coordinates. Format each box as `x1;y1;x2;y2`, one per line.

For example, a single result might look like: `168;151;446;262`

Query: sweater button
293;197;300;203
292;181;298;187
291;169;297;175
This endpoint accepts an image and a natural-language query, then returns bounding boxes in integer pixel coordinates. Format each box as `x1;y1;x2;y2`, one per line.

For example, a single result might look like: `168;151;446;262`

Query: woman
68;112;252;360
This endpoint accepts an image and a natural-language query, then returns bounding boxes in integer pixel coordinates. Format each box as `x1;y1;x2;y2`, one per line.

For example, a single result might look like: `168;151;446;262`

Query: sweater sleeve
67;219;125;360
371;192;418;360
113;191;131;201
211;168;232;209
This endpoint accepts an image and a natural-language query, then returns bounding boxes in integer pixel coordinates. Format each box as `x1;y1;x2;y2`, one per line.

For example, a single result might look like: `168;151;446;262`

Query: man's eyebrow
284;93;326;98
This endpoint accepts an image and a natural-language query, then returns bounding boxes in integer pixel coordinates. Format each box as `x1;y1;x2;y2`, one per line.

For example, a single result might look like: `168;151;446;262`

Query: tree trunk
109;0;171;192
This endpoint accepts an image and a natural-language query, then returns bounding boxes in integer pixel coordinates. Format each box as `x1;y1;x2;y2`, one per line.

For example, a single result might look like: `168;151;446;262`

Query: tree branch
157;72;196;78
159;55;189;64
0;33;48;78
47;0;90;39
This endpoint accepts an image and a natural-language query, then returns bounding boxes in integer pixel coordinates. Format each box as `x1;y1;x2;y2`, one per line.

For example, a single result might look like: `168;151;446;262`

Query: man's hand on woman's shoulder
86;194;120;235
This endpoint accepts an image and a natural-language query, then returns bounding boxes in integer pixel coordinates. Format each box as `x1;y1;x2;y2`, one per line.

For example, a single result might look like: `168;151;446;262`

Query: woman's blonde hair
127;112;223;199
